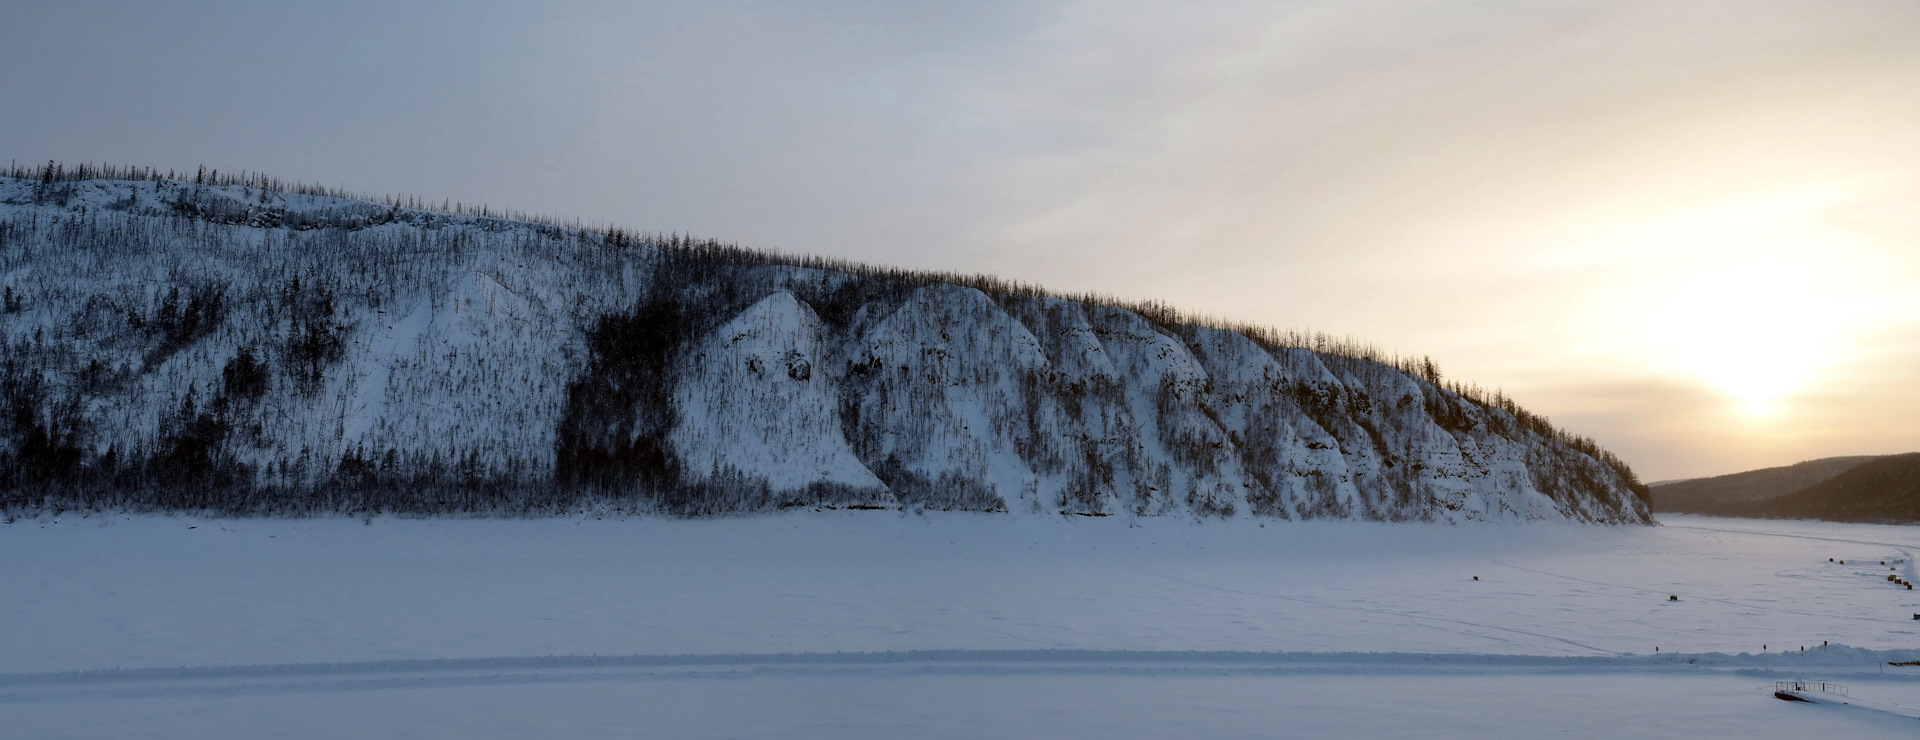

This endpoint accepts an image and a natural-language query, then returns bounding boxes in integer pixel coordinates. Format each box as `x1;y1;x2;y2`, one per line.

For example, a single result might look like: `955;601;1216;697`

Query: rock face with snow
0;174;1650;522
669;292;892;509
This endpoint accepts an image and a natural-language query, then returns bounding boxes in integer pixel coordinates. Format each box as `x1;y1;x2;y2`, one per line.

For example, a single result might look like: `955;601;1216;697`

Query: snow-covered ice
9;669;1920;739
5;513;1920;737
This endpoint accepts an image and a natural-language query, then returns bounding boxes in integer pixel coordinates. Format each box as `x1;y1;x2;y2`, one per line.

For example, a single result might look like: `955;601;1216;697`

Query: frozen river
5;513;1919;737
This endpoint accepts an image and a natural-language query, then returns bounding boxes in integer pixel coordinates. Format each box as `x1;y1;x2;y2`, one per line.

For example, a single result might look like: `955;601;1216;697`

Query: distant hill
1651;456;1882;516
1744;454;1920;523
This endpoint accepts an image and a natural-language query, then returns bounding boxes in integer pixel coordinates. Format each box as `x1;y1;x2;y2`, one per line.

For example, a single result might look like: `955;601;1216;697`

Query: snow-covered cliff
0;173;1650;522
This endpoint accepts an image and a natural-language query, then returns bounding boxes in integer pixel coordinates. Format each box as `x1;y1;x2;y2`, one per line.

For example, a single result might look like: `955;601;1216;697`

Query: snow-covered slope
0;175;1648;522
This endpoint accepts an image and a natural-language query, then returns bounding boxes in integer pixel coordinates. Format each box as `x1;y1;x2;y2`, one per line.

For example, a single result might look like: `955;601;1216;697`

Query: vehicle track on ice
8;647;1920;704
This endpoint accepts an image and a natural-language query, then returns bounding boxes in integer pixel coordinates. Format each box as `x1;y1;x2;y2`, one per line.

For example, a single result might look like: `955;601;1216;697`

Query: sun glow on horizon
1642;258;1847;418
1550;176;1906;424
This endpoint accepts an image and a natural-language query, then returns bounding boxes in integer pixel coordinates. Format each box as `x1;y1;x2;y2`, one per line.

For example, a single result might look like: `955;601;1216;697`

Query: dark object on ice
1775;681;1846;703
1472;576;1478;581
1669;595;1678;601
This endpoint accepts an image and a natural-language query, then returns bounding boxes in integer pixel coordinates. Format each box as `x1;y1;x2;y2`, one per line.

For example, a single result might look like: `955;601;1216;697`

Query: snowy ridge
0;176;1648;522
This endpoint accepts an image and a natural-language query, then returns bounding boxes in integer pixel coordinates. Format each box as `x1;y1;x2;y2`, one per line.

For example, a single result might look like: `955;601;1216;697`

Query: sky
4;0;1917;481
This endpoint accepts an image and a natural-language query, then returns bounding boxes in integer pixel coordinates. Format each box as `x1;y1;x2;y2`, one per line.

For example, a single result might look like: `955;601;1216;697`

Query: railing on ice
1775;681;1847;702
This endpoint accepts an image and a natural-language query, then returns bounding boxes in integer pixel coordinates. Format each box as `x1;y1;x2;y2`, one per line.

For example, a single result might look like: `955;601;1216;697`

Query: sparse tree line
0;163;1649;521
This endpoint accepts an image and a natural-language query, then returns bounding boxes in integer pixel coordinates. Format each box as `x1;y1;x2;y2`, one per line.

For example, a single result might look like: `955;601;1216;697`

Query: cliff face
0;176;1649;522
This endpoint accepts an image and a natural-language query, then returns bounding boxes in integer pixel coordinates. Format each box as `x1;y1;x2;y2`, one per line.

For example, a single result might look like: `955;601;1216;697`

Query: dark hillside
1651;456;1881;516
1745;454;1920;523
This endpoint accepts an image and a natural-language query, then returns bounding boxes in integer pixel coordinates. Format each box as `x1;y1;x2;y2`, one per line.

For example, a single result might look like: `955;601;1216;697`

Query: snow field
5;513;1920;736
4;514;1920;668
7;671;1920;739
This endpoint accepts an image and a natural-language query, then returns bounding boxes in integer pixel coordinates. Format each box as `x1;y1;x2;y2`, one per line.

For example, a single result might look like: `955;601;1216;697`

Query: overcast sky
6;0;1918;480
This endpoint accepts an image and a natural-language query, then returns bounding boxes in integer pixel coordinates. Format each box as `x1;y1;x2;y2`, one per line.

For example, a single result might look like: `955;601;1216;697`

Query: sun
1644;260;1836;416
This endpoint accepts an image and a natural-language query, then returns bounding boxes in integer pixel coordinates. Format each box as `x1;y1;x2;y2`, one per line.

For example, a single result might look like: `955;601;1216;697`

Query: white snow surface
5;514;1920;737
